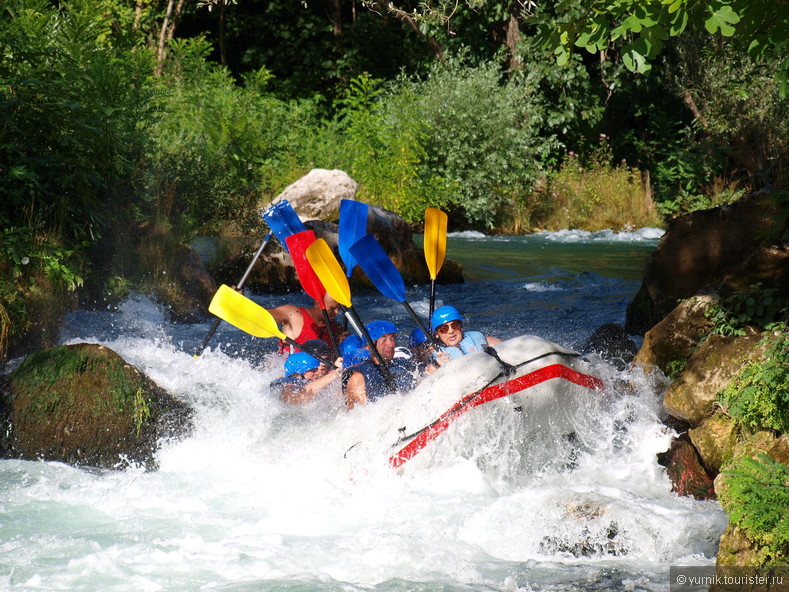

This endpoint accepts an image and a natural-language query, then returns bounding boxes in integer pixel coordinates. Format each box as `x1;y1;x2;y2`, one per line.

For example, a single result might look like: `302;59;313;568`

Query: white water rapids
1;230;728;591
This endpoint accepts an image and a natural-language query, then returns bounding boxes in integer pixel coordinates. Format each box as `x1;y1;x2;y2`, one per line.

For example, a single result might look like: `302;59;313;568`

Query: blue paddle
338;199;369;277
261;200;307;254
349;234;441;349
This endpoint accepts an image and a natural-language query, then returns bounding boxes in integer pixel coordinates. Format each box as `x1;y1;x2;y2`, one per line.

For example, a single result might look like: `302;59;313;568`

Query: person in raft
269;351;343;405
429;305;501;368
264;293;346;356
408;327;435;372
344;320;420;409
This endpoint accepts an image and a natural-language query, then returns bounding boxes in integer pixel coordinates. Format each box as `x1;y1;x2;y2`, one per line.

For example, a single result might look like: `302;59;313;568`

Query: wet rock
0;343;193;470
582;323;638;370
688;414;738;475
657;434;716;500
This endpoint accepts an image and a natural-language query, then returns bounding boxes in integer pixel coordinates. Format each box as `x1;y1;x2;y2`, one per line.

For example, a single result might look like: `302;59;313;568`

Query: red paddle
285;230;340;358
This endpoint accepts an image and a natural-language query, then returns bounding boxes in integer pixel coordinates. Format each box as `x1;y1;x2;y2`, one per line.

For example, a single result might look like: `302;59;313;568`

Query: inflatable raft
370;335;605;469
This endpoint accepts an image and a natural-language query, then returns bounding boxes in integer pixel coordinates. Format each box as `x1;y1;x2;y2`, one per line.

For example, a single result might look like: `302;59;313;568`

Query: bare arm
265;304;304;340
280;366;342;405
345;371;367;409
486;336;502;345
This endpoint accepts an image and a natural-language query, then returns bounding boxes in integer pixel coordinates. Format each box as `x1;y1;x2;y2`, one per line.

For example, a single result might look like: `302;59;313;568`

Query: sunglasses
436;320;462;334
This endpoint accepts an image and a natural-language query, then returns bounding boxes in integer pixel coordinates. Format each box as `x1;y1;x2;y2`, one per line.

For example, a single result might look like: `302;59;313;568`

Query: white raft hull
382;335;605;468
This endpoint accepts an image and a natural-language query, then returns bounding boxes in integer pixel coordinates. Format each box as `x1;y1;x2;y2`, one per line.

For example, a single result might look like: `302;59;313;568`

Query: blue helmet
430;305;463;332
343;348;371;368
284;352;320;377
409;327;429;347
339;334;364;357
366;320;398;342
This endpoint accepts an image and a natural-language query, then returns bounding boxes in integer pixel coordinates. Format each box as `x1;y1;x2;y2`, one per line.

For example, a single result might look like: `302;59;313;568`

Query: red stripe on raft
388;363;604;469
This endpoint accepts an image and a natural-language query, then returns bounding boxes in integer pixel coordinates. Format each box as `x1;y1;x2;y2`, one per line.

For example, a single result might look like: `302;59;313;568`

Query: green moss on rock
0;343;192;470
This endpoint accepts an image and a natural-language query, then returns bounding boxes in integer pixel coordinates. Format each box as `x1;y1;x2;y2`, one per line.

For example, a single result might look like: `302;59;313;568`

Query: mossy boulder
0;343;193;470
663;333;765;426
689;415;739;475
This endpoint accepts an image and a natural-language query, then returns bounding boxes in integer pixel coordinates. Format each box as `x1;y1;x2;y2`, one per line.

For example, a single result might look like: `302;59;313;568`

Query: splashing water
1;231;727;592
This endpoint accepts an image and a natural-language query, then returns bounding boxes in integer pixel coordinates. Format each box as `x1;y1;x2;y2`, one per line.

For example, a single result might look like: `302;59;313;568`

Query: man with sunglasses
429;305;501;368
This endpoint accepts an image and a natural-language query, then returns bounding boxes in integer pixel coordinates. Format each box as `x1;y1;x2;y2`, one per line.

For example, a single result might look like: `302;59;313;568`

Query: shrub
718;332;789;433
719;454;789;566
380;58;555;228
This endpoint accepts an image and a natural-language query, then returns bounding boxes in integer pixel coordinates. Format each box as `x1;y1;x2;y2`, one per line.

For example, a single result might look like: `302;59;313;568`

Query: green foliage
532;0;789;96
148;36;325;236
706;285;789;337
720;454;789;565
718;333;789;433
0;0;155;243
381;58;555;228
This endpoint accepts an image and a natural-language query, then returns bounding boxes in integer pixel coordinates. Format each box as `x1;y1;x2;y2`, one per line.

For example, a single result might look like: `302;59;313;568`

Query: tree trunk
330;0;342;36
156;0;185;75
505;10;521;74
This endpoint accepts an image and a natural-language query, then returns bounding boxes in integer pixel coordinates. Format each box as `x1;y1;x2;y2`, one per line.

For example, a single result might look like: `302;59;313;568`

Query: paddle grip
194;234;272;357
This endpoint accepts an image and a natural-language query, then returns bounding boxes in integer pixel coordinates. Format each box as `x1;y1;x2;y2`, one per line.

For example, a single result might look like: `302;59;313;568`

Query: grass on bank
500;143;663;233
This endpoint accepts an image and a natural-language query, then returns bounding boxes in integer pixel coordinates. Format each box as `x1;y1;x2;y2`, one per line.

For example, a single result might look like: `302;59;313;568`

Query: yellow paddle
424;207;448;319
207;285;337;368
305;239;395;387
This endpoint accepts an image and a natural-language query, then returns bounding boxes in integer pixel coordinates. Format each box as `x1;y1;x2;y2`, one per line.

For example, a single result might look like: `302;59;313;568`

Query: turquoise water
2;228;728;592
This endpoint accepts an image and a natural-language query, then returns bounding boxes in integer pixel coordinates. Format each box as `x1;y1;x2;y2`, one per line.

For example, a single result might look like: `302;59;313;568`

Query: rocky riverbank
628;190;789;566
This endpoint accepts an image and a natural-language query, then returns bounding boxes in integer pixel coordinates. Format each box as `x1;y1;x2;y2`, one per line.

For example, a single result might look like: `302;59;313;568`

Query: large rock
0;343;193;470
273;168;358;222
632;294;716;376
656;434;716;500
625;191;784;334
663;333;765;426
688;414;738;474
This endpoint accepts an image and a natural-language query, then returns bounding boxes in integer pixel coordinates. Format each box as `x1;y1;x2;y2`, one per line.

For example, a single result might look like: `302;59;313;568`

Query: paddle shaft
194;233;273;357
401;301;442;350
429;280;437;320
321;309;341;358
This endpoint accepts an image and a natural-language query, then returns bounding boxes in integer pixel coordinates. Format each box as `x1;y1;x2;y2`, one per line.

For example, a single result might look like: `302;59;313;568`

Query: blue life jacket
352;357;419;402
440;330;488;359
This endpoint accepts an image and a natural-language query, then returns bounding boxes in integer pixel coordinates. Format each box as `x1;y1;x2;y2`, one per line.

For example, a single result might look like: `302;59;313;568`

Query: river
1;228;728;592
